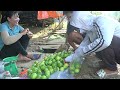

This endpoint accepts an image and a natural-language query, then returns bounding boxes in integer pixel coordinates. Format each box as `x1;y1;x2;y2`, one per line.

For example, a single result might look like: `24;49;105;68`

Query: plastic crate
3;56;18;76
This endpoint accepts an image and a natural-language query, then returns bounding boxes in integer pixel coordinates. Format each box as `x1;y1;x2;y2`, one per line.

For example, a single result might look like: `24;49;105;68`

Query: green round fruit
41;75;47;79
49;68;54;74
52;59;56;63
64;54;69;58
44;68;49;71
56;67;59;71
70;71;75;75
48;61;52;65
45;71;50;78
31;73;37;79
45;61;49;65
52;63;56;67
74;69;80;73
40;65;46;70
70;66;75;71
60;67;64;71
32;64;37;67
57;61;61;64
58;62;63;67
34;61;39;64
44;57;48;61
37;70;42;74
27;69;33;74
45;70;50;74
32;67;38;73
75;64;80;69
40;61;45;65
64;63;69;69
55;56;61;61
36;74;41;79
48;66;53;70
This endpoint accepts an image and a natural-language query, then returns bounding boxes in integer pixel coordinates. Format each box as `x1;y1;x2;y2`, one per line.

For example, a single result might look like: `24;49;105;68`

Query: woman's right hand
20;28;29;35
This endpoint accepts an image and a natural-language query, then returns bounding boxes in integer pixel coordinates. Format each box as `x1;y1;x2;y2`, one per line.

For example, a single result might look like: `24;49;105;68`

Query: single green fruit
34;61;39;64
75;64;80;69
74;69;80;73
37;70;42;74
48;66;53;70
45;61;49;65
55;56;61;61
31;73;37;79
36;74;41;79
48;61;52;65
27;69;33;74
44;68;49;72
40;65;46;70
45;72;50;78
52;63;56;67
70;66;75;71
52;59;56;63
57;61;61;64
49;68;54;74
60;67;64;71
64;63;69;69
58;62;63;67
70;71;75;75
41;75;47;79
32;67;38;73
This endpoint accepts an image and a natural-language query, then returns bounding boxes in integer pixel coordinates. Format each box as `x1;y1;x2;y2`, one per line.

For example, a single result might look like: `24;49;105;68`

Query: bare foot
103;68;118;75
27;53;41;60
18;54;31;61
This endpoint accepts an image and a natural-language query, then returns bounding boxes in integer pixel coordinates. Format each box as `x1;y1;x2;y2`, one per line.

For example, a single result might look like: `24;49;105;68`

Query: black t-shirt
66;22;86;38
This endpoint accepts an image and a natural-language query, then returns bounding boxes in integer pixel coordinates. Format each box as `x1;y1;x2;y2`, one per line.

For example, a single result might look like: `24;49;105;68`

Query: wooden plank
40;45;60;49
32;38;66;45
52;30;66;34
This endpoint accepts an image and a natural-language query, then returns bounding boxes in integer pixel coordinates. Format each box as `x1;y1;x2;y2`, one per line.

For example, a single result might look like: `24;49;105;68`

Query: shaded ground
17;26;120;79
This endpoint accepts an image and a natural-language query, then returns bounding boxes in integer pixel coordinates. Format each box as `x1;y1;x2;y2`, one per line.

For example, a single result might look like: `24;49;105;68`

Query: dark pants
0;35;30;59
96;36;120;71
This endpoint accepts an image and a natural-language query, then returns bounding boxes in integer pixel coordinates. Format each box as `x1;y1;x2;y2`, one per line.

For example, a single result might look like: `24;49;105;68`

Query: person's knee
70;32;78;37
21;35;30;40
70;32;83;44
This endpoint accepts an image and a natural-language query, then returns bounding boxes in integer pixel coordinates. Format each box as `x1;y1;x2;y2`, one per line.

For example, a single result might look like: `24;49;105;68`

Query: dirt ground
18;26;120;79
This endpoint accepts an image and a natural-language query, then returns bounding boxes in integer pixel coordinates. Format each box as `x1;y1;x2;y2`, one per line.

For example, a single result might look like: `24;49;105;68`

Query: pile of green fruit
69;60;81;75
27;50;72;79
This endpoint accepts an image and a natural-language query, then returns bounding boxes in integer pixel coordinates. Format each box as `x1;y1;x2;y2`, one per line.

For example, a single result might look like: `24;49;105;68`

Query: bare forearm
68;38;77;50
1;31;23;45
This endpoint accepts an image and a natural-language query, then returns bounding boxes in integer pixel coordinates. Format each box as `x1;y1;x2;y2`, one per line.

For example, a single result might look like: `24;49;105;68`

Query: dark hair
63;11;73;15
1;11;20;23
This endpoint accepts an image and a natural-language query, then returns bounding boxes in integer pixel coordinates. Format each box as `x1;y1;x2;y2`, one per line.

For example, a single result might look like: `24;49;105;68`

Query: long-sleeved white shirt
70;11;120;57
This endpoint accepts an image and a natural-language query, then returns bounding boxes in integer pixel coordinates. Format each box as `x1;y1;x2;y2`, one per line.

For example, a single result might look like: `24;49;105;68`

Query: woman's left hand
27;31;33;39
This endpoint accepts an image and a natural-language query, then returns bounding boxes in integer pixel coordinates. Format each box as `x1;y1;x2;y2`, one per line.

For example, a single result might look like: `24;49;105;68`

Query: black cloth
96;36;120;71
66;22;86;38
0;35;30;59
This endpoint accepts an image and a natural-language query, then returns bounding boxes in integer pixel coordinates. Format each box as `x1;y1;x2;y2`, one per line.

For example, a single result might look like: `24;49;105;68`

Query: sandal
18;54;31;61
29;54;41;60
96;68;118;79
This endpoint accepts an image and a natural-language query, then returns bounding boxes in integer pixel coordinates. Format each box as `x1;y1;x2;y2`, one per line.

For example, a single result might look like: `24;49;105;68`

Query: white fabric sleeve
1;30;23;45
65;35;90;62
75;21;115;56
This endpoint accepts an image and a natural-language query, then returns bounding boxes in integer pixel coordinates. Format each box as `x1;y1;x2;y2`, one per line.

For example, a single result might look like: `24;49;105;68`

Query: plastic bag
0;61;9;73
49;69;74;79
69;54;85;75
